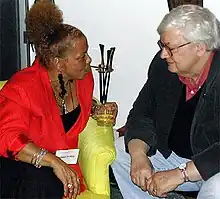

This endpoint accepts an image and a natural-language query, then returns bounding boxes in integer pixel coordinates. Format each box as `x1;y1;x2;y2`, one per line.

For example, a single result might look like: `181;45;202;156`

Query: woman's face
61;36;92;80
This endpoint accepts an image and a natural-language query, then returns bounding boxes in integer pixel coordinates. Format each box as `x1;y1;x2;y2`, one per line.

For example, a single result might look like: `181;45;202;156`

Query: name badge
56;149;79;164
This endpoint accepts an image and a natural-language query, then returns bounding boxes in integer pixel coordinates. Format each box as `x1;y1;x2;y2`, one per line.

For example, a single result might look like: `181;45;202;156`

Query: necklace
61;98;68;114
52;82;69;115
51;79;77;115
53;91;68;114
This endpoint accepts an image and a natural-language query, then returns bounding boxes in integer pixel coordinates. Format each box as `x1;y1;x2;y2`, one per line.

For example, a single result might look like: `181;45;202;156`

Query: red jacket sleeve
0;88;30;158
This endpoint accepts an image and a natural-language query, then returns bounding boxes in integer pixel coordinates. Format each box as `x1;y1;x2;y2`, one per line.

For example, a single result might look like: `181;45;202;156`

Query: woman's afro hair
26;1;63;45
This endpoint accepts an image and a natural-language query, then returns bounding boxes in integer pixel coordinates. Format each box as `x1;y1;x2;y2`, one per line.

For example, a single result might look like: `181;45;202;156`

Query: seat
0;80;116;199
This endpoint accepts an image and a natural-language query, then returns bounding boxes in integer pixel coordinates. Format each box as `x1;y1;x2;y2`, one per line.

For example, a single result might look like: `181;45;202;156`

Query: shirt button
190;90;194;94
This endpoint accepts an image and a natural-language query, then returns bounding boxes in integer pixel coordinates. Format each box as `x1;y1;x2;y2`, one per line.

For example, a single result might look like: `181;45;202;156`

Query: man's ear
196;42;207;57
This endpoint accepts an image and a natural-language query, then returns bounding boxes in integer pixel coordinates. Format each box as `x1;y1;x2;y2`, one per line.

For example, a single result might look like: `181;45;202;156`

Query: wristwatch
178;163;189;182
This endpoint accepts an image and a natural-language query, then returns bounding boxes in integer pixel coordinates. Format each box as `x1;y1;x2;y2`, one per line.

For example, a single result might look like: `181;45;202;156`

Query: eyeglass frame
157;40;192;57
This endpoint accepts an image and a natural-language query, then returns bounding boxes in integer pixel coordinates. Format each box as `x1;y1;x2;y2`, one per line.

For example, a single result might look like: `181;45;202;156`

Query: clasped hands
130;153;184;197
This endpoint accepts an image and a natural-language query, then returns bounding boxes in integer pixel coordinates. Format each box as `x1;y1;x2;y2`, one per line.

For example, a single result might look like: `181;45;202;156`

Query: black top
0;105;81;199
124;50;220;180
61;105;81;132
168;85;202;159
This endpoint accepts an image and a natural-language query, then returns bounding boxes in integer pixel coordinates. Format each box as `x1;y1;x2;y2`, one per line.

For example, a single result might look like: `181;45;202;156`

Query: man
111;4;220;199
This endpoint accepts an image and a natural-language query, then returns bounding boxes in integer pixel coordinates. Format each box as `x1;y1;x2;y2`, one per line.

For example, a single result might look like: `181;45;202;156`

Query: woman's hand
50;156;80;199
16;143;80;198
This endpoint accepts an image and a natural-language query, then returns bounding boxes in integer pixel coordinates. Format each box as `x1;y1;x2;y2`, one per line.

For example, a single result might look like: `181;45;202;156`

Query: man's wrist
128;139;150;155
178;163;189;182
130;149;146;156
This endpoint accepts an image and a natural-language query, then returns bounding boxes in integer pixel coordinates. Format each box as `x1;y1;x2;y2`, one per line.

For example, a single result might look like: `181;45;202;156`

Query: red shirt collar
178;52;214;101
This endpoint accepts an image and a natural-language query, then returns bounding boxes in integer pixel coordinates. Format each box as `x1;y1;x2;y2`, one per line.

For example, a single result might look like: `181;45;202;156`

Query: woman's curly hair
26;1;85;67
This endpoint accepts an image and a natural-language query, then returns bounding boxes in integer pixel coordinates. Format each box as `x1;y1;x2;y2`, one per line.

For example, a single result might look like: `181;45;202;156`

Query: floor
110;185;123;199
110;184;197;199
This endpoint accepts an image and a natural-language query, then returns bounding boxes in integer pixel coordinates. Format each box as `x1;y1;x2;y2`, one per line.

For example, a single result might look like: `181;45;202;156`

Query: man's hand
146;169;184;197
130;153;153;191
128;139;152;191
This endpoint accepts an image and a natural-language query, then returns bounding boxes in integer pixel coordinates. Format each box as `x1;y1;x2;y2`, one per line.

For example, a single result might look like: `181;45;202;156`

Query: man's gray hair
157;4;220;50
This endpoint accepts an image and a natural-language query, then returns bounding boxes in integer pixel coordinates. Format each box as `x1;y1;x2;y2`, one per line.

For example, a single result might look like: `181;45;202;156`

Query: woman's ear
54;57;62;72
54;57;59;65
53;57;67;74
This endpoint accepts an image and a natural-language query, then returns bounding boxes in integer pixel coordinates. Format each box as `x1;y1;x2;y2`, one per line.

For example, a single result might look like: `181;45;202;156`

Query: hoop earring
58;73;67;114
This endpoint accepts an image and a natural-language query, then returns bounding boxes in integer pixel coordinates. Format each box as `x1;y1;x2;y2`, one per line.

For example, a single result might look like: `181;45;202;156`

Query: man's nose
160;48;170;59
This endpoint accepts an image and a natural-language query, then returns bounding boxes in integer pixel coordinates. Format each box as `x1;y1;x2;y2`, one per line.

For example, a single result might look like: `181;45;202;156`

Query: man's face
159;28;199;76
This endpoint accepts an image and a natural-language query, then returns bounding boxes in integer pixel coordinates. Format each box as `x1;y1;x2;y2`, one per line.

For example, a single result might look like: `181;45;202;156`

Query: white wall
28;0;220;128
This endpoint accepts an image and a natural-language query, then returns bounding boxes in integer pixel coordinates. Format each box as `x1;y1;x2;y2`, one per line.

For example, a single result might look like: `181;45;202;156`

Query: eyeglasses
157;40;191;57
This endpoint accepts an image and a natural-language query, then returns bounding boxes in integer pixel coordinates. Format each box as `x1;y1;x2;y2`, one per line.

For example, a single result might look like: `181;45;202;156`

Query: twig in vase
103;49;111;102
98;65;103;104
104;47;115;103
99;44;105;103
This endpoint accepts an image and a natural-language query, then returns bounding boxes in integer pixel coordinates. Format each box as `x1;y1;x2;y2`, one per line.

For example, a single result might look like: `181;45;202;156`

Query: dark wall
167;0;203;11
0;0;21;81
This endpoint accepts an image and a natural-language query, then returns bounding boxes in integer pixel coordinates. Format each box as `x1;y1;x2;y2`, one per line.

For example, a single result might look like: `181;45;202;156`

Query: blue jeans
111;137;220;199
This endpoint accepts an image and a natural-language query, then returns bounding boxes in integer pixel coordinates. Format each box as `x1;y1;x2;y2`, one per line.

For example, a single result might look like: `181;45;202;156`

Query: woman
0;1;93;199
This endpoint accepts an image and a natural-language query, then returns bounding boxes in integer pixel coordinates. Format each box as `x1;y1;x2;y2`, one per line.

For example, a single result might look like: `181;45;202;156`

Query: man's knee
198;172;220;199
112;136;130;167
114;136;125;151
